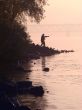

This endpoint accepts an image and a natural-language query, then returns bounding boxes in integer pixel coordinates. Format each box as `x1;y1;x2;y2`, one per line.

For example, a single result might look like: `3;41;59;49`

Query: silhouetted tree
0;0;46;24
0;0;47;62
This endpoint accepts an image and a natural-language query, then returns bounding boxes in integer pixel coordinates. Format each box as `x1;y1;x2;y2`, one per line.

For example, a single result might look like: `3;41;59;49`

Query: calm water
26;52;82;110
4;25;82;110
19;35;82;110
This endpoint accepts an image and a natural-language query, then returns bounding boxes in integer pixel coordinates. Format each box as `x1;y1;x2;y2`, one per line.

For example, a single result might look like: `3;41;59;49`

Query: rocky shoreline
0;80;44;110
0;44;74;110
26;44;74;60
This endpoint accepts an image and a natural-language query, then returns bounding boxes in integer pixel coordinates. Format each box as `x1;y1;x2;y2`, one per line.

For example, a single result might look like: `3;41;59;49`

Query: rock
46;91;49;93
0;81;16;97
61;49;74;53
0;96;17;110
0;81;44;97
29;86;44;96
26;70;32;73
16;81;32;94
34;62;36;65
43;67;49;72
16;82;44;96
0;95;31;110
16;81;32;88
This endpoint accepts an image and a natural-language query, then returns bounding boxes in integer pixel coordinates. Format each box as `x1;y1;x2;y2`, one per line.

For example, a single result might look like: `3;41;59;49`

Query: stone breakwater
26;44;74;60
0;81;44;110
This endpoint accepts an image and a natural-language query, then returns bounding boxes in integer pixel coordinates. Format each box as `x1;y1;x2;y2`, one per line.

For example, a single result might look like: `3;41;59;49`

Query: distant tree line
0;0;47;63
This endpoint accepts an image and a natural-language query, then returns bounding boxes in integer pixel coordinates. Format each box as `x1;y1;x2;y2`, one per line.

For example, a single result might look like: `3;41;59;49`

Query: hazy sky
40;0;82;24
27;0;82;49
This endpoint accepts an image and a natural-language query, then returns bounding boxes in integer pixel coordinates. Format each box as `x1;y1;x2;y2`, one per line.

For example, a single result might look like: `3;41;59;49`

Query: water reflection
42;57;46;69
18;95;46;110
0;50;82;110
26;52;82;110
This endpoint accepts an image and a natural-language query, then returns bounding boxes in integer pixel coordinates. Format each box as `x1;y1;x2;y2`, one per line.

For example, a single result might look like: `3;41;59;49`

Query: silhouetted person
41;34;49;47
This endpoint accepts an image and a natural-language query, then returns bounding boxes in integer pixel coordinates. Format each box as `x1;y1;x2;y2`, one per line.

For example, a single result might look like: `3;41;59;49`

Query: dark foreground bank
0;44;74;110
0;43;74;72
0;80;44;110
